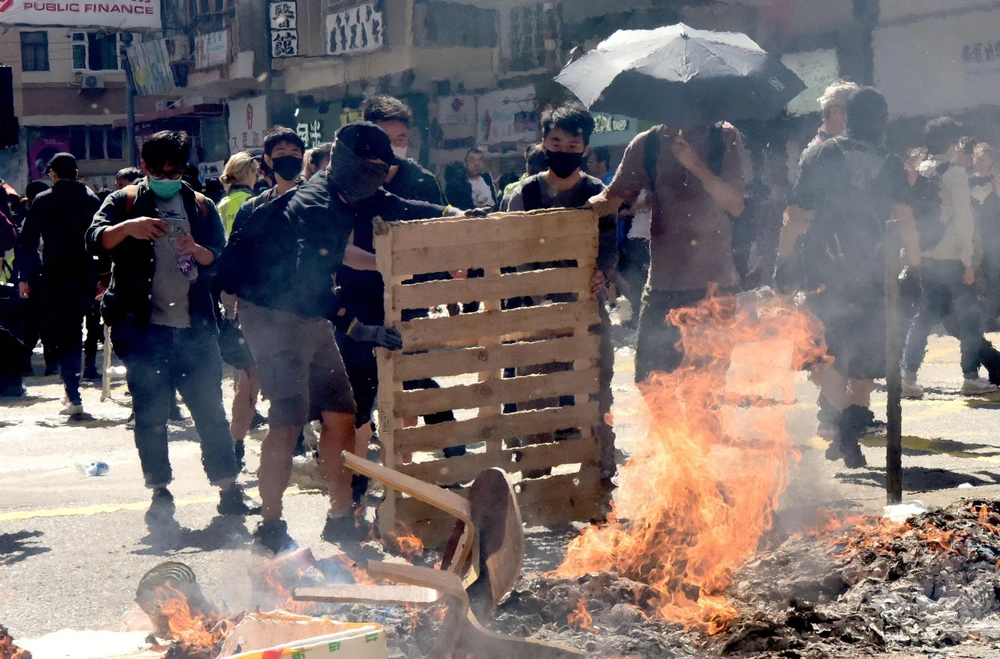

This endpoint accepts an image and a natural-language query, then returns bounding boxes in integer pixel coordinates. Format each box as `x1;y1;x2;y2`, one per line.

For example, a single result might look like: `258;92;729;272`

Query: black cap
336;121;396;166
45;152;78;178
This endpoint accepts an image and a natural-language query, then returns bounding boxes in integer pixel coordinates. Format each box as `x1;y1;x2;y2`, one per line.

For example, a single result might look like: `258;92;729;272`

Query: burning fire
154;584;240;650
388;521;425;560
555;292;829;633
0;624;31;659
567;600;598;634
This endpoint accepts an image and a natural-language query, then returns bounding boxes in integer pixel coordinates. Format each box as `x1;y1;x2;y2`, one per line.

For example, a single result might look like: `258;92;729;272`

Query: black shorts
337;333;378;429
808;284;885;381
239;300;357;426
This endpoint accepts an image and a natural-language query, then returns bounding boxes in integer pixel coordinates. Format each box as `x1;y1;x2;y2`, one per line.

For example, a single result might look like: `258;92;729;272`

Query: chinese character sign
194;30;229;70
296;121;323;148
270;1;299;58
228;95;268;155
326;2;384;56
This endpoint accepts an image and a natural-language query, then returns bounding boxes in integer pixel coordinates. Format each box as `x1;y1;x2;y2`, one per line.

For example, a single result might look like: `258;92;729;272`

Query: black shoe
234;441;246;470
82;366;101;381
321;511;370;545
351;474;370;506
168;404;185;422
251;411;267;429
835;405;869;469
145;487;176;517
217;486;256;516
44;365;58;376
252;519;298;556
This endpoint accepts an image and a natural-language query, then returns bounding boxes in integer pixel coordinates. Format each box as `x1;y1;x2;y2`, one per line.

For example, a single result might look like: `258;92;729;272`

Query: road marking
804;434;999;464
0;486;296;523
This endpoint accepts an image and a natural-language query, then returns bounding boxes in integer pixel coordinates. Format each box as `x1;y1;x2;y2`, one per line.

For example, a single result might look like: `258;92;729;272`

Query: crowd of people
2;84;1000;553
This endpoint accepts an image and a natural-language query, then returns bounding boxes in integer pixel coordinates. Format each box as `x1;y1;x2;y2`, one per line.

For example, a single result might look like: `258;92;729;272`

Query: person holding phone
87;130;254;522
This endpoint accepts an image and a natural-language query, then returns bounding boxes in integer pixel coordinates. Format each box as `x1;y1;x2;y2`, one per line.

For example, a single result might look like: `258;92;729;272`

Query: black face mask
545;150;583;179
328;143;390;206
270;155;304;181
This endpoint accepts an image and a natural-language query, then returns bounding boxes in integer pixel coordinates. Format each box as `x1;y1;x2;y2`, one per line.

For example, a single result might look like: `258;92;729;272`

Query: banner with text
228;95;267;154
0;0;160;29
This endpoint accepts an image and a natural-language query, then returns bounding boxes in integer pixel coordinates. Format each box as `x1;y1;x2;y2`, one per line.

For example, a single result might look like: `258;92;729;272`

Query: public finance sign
875;5;1000;117
0;0;159;29
326;2;384;56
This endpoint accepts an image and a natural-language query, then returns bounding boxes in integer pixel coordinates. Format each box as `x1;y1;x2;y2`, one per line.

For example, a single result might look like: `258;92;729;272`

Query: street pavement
3;331;1000;640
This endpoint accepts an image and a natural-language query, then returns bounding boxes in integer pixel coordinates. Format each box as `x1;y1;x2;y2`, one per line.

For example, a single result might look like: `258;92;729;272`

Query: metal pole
123;46;137;167
885;219;903;504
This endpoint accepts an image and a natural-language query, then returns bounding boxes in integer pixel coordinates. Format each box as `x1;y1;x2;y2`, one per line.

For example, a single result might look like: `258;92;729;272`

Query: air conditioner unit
165;36;191;63
81;74;106;89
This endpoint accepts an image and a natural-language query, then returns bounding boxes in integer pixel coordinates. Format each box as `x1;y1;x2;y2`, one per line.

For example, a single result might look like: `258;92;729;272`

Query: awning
112;104;225;129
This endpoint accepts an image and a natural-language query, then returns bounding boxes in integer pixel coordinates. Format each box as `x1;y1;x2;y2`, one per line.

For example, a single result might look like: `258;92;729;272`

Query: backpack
643;123;727;189
520;174;605;211
909;161;951;252
123;184;211;221
216;188;298;296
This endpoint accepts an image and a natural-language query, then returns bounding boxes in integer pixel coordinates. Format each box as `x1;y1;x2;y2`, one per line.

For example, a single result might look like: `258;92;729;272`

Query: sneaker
901;380;924;400
168;404;186;422
144;487;177;526
321;510;369;545
217;486;257;516
962;378;999;396
82;366;101;381
252;519;298;556
835;405;869;469
60;400;84;416
125;412;135;430
234;440;246;470
251;411;267;429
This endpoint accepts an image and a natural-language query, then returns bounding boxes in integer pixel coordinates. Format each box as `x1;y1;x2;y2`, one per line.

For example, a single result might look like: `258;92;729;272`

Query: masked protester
221;122;473;555
504;103;619;493
86;130;255;521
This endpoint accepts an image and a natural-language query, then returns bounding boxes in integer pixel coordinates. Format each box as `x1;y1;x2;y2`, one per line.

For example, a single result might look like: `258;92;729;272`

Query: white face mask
392;145;408;160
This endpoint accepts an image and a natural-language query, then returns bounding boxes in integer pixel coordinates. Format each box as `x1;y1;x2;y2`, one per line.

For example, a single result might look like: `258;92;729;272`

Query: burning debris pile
726;499;1000;655
0;624;32;659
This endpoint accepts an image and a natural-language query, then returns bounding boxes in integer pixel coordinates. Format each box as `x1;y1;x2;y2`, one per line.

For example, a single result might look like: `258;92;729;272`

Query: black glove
464;207;490;218
348;322;403;350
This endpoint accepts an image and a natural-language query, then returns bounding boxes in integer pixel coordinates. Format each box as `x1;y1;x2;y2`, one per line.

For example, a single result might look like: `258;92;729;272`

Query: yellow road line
0;486;289;523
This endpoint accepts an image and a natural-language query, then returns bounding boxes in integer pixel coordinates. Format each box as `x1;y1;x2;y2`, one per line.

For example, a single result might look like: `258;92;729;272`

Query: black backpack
910;160;951;252
217;187;298;296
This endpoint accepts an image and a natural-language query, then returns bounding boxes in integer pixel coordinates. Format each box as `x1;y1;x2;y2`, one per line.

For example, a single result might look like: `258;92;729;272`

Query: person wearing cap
87;130;254;520
15;153;101;415
224;121;473;555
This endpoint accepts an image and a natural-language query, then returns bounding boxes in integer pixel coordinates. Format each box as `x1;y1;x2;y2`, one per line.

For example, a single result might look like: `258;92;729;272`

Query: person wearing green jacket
218;152;259;236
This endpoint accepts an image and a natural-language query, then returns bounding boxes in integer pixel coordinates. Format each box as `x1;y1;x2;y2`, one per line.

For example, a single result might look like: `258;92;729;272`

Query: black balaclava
328;141;390;206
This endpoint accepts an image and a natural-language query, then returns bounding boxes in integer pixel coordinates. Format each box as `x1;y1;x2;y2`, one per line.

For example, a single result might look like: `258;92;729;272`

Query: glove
348;321;403;350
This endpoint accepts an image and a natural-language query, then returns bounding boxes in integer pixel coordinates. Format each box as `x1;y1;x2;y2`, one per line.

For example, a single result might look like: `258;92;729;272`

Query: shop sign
326;2;384;56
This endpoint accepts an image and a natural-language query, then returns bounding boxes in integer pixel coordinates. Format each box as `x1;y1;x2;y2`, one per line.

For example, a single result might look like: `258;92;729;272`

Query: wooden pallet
374;209;604;546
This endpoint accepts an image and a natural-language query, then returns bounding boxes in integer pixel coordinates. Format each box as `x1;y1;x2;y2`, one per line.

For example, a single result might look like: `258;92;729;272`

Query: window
188;0;229;20
507;3;560;73
68;126;126;160
20;32;49;72
72;32;123;71
418;3;498;48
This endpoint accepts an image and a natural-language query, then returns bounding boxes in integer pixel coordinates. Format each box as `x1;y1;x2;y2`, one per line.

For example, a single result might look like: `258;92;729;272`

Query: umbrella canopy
556;23;806;127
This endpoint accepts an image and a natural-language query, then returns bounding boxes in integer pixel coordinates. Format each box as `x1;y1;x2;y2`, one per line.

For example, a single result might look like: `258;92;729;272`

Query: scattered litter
959;482;975;489
76;461;109;477
882;500;930;523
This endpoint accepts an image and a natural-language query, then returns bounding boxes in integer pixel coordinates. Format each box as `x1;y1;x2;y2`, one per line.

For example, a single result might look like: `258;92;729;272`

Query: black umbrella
556;24;806;126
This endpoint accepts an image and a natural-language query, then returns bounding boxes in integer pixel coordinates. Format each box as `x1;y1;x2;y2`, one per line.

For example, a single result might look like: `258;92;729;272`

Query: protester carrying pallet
505;103;619;487
86;130;254;518
221;122;474;555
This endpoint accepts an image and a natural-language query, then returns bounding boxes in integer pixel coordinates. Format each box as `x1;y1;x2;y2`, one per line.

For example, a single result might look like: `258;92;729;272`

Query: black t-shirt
335;190;446;329
969;174;1000;241
383;159;447;206
789;136;911;289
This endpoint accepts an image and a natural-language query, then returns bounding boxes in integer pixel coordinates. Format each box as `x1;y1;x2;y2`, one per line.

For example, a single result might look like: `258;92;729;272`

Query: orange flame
567;599;598;634
389;521;425;560
154;584;232;647
555;293;829;634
